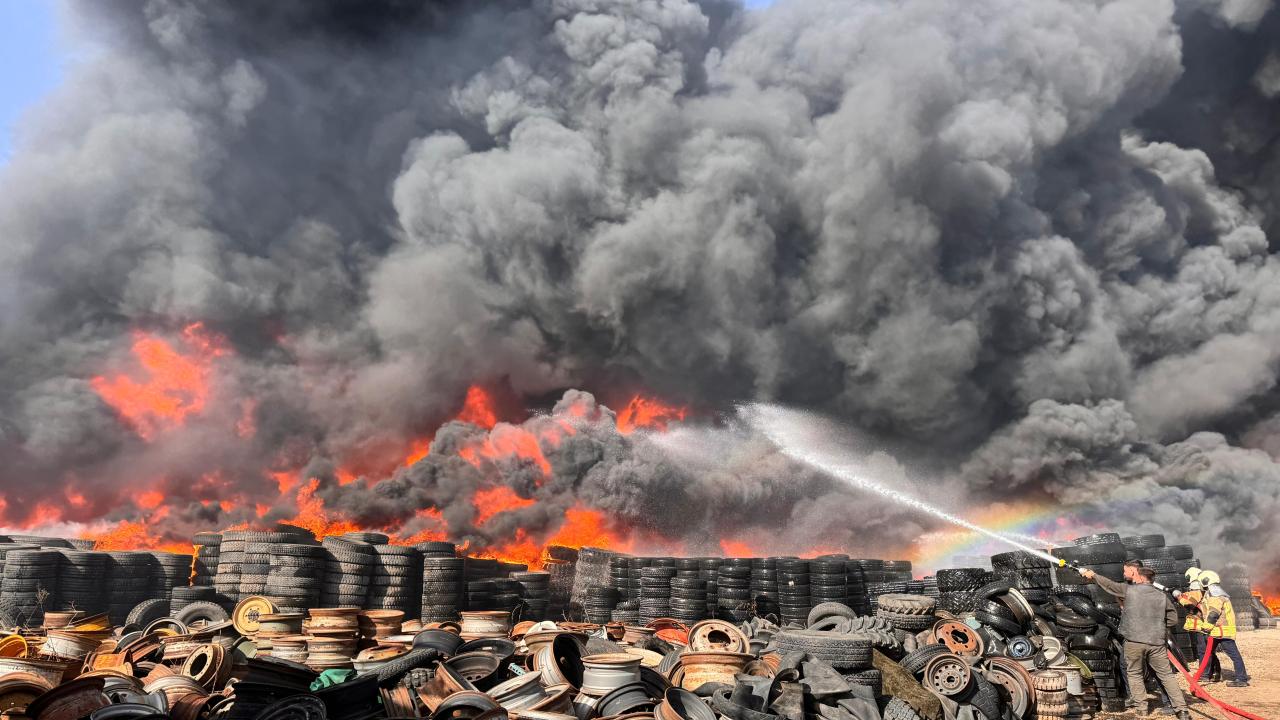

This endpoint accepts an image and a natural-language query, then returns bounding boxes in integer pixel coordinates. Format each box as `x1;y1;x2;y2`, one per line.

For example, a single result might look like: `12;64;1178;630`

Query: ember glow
90;324;226;440
616;395;687;434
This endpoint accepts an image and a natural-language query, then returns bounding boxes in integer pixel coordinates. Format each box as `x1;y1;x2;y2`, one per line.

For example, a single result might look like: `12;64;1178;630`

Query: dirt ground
1097;627;1279;719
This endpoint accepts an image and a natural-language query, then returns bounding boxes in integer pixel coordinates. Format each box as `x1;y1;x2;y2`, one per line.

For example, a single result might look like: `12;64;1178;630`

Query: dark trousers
1213;638;1249;681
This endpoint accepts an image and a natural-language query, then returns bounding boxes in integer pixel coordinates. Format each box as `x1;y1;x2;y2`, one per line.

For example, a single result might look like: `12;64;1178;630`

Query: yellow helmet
1199;570;1221;586
1184;567;1204;583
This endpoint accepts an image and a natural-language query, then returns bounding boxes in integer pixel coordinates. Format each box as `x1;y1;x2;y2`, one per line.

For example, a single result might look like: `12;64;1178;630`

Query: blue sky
0;0;772;163
0;0;62;162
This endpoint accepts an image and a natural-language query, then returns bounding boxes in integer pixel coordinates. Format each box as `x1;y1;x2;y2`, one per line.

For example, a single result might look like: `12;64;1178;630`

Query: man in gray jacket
1081;566;1190;720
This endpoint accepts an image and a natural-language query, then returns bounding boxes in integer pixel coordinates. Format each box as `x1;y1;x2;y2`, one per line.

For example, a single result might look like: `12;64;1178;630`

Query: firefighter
1197;570;1250;687
1179;579;1221;682
1081;566;1190;719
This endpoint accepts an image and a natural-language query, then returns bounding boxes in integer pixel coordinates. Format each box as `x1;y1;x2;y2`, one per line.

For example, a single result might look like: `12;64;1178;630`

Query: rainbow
909;502;1092;572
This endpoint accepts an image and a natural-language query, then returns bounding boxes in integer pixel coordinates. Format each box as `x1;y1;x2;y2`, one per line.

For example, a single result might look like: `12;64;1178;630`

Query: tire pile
1220;561;1258;631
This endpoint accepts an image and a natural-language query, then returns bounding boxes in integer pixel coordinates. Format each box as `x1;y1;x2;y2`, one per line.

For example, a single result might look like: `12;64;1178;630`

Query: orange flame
473;486;535;525
86;520;190;553
90;324;225;440
284;477;361;539
616;395;687;434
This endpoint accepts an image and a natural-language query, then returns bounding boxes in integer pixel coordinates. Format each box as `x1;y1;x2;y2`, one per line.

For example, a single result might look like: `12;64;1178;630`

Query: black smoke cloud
1;0;1279;578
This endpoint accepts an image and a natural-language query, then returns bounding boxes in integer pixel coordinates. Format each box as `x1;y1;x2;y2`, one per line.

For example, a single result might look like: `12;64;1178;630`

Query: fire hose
1054;558;1265;720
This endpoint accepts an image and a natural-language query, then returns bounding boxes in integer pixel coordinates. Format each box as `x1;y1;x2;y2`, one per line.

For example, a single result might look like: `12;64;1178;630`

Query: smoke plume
2;0;1280;581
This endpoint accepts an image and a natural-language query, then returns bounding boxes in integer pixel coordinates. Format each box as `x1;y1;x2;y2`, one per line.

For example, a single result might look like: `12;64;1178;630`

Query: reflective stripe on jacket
1201;595;1236;639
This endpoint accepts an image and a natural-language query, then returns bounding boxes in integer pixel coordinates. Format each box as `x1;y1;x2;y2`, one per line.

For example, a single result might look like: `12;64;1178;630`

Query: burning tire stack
215;530;248;606
1221;561;1256;631
239;538;276;599
266;542;327;613
321;536;374;608
0;548;60;626
105;551;155;625
192;532;221;586
56;549;108;616
775;558;809;625
639;565;676;624
367;543;422;617
749;557;778;619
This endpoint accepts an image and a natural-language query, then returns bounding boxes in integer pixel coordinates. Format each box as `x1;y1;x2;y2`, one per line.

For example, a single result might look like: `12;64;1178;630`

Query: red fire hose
1166;636;1265;720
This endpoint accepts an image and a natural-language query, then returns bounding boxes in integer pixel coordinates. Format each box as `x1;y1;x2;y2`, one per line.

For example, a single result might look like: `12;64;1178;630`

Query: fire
85;520;189;553
1253;587;1280;616
459;423;553;477
284;477;361;539
456;386;499;429
720;539;758;557
548;505;631;552
473;486;535;525
616;395;687;434
90;324;225;440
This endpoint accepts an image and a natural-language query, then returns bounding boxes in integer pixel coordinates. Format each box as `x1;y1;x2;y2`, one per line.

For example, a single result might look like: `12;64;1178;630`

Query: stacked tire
544;558;574;621
367;544;422;616
511;571;550;620
611;599;639;624
884;560;913;582
492;578;524;614
609;557;632;603
1221;562;1256;631
935;567;990;613
669;575;707;624
238;539;274;599
846;559;883;615
776;559;810;625
57;550;108;615
700;558;720;617
1052;534;1126;608
192;532;221;586
0;549;60;627
1141;544;1198;591
810;557;849;616
215;531;248;606
420;549;464;622
991;550;1052;592
170;585;217;615
639;566;676;624
321;536;374;608
750;557;778;619
151;551;194;600
266;543;326;612
106;552;156;625
584;586;618;624
717;560;752;622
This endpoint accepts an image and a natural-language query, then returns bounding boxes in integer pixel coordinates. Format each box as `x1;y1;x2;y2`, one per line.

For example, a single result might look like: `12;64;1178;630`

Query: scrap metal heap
0;530;1274;720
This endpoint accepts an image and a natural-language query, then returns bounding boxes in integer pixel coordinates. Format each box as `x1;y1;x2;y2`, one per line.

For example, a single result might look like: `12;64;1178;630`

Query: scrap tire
878;611;938;632
1036;702;1068;717
772;629;872;670
0;600;18;629
882;698;922;720
174;601;230;626
973;611;1022;636
1032;670;1067;692
900;642;949;675
876;594;936;615
807;602;858;628
377;648;439;686
126;598;170;627
968;672;1002;720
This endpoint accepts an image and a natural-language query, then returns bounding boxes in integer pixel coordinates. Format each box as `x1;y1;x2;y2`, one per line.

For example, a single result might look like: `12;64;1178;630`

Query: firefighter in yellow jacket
1186;570;1250;687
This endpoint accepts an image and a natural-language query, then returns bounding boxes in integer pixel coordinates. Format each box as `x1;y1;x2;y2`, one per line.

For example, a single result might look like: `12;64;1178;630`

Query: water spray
739;403;1066;566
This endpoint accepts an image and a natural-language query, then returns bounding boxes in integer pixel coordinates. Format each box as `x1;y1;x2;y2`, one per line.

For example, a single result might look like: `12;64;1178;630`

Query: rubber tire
126;598;170;627
175;601;230;625
900;642;949;675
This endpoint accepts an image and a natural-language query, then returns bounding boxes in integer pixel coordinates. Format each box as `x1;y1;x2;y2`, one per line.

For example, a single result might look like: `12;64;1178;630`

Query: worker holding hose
1080;566;1190;719
1197;570;1251;688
